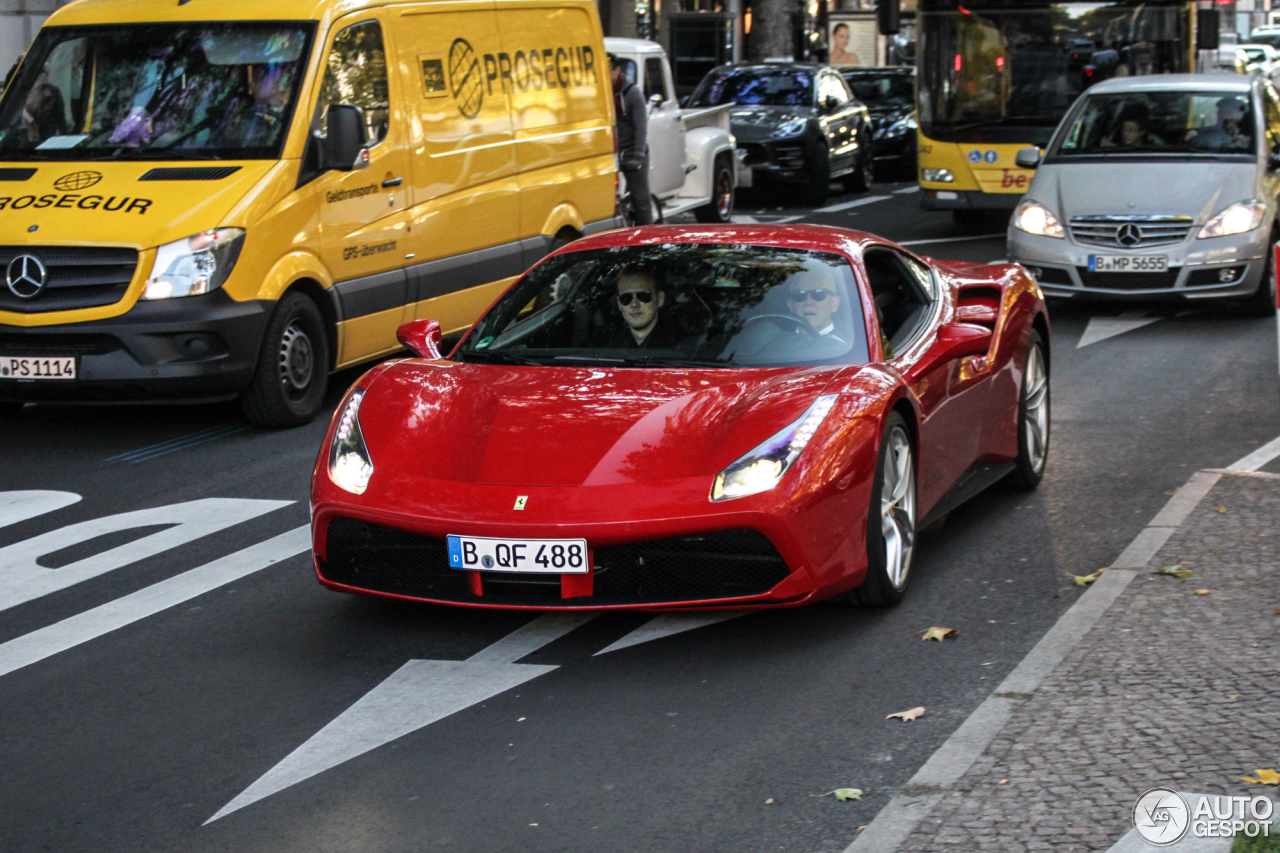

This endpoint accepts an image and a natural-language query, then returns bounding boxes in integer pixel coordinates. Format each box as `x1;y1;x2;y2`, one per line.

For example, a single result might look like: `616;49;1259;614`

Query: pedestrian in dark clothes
609;53;653;225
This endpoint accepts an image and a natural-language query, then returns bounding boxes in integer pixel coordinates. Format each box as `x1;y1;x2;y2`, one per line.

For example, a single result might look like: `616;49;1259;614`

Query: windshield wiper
613;356;732;368
459;350;544;366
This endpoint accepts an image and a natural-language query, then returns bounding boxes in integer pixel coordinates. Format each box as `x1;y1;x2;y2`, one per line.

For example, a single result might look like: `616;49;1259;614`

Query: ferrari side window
863;248;931;359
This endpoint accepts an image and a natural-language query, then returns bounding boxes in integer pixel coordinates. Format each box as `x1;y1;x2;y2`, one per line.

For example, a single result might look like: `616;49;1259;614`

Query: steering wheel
743;313;816;336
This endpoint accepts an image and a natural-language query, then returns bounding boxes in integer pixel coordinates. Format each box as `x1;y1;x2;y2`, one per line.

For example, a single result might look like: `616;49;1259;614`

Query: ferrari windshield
457;245;870;368
688;68;815;107
0;22;313;160
1053;91;1257;156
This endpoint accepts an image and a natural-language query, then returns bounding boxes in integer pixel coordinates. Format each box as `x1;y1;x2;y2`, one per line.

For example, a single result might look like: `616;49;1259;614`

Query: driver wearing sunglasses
786;269;846;344
602;268;679;349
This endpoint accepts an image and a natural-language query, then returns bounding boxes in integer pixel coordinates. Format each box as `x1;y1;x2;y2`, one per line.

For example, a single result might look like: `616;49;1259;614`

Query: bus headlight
922;169;954;182
1198;201;1266;239
141;228;246;300
1013;200;1065;239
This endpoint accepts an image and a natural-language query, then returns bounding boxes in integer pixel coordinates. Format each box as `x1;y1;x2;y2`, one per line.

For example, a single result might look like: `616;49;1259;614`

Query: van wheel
239;291;330;428
805;142;831;207
695;155;736;223
842;137;875;193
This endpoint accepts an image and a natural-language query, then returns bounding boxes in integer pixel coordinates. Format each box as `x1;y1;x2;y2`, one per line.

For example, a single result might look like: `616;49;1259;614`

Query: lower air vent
139;167;242;181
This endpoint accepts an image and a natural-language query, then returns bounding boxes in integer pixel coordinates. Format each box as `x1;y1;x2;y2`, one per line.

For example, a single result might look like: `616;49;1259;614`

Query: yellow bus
916;0;1200;225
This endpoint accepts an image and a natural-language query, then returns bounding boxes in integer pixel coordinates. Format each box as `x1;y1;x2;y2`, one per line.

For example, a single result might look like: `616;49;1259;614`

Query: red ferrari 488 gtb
311;224;1049;610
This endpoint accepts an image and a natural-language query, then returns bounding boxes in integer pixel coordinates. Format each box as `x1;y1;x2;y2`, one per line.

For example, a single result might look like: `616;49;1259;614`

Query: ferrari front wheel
853;412;917;607
1003;330;1050;490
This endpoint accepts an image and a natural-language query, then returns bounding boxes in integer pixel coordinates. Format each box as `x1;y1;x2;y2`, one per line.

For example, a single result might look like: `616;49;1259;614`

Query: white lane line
207;613;596;824
1226;433;1280;472
0;498;293;613
1077;310;1161;349
894;185;921;194
815;195;891;213
730;214;759;224
897;233;1005;247
0;490;81;529
0;525;310;680
844;467;1224;853
594;612;745;655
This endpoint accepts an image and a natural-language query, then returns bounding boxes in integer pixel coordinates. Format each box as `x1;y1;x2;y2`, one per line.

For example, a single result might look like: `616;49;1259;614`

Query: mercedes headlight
1013;199;1065;239
1198;201;1267;239
712;396;837;501
141;228;245;300
329;390;374;495
921;168;954;183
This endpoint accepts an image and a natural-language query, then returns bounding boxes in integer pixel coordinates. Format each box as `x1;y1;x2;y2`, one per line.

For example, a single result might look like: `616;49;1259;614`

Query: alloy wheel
880;425;916;590
1023;344;1049;476
715;169;733;219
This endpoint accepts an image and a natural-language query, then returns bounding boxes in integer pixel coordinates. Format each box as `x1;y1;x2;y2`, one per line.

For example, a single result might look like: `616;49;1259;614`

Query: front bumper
736;137;813;185
921;188;1021;210
0;290;270;403
1007;227;1268;301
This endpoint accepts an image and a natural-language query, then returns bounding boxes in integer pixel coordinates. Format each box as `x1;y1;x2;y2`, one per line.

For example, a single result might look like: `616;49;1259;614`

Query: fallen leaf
1154;565;1193;579
517;717;526;722
1227;694;1240;699
1164;488;1180;496
921;626;959;642
1070;569;1107;586
887;706;926;722
1241;769;1280;786
765;798;775;804
1195;589;1209;595
1215;505;1228;513
999;779;1009;785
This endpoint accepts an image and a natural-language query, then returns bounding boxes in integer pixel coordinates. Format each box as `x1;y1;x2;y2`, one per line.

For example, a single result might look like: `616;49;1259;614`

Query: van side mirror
322;104;370;172
1015;147;1042;169
649;93;664;108
820;95;839;114
397;319;444;360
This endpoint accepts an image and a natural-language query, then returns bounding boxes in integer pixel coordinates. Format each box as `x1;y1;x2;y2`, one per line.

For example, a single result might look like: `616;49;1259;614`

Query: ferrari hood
0;160;277;248
360;363;847;487
729;105;815;143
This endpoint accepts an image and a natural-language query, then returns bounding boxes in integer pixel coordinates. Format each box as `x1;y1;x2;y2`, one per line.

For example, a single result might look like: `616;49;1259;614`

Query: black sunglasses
787;288;835;303
617;290;654;306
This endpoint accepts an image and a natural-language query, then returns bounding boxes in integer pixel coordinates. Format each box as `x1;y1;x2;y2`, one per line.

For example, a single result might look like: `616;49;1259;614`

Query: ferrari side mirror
909;322;992;374
397;319;443;359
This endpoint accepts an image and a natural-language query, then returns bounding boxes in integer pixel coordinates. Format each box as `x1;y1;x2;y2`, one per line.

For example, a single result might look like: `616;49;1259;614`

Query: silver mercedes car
1008;74;1279;313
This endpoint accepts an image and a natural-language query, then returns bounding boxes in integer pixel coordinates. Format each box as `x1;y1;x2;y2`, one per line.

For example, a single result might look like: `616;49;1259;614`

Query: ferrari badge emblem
513;496;528;511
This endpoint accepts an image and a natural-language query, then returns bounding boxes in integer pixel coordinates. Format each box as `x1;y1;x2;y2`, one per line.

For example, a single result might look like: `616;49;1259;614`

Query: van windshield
0;22;314;161
1053;91;1258;156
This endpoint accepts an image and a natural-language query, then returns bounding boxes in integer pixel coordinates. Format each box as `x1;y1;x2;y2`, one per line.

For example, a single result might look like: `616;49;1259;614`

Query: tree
748;0;796;62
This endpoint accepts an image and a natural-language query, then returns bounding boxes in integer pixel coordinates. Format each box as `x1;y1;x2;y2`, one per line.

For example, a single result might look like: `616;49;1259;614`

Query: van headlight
712;395;837;501
1013;199;1065;238
141;228;246;300
1198;201;1267;239
329;390;374;495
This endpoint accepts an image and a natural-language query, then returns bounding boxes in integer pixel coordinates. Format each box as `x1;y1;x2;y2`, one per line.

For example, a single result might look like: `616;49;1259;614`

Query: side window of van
314;21;390;146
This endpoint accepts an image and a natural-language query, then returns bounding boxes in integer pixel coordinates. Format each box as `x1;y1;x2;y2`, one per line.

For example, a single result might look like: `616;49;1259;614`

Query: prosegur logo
53;171;102;192
446;37;599;120
1133;789;1274;846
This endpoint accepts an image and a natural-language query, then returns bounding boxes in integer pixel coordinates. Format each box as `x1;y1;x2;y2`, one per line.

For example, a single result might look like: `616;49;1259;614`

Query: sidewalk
880;469;1280;852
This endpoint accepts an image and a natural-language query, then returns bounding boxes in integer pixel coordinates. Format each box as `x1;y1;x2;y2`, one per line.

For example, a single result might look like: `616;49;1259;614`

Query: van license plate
447;535;589;574
1;356;76;380
1088;255;1168;273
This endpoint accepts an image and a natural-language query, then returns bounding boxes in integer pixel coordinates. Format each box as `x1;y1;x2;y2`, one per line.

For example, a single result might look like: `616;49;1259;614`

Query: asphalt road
1;179;1277;853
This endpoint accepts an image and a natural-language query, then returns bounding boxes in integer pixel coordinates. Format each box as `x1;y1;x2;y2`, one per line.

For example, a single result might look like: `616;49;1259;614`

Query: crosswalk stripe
0;524;311;679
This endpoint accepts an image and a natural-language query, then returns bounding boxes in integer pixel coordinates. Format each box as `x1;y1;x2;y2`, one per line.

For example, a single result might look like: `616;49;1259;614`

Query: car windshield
1053;91;1257;155
844;73;914;108
688;69;815;107
1249;32;1280;49
0;22;313;161
456;244;870;369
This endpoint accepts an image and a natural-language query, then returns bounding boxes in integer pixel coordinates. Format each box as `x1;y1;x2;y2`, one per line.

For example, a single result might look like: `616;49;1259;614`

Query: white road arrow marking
0;490;81;529
0;498;292;612
206;613;595;824
1077;310;1161;348
0;525;311;679
594;612;745;656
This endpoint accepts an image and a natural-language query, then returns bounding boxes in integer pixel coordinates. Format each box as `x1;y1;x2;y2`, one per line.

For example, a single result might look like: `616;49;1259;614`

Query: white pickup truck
605;38;739;223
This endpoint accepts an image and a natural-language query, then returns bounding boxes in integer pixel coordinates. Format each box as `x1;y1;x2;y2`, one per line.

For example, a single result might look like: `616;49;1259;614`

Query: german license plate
1;356;76;380
446;534;589;574
1088;254;1168;272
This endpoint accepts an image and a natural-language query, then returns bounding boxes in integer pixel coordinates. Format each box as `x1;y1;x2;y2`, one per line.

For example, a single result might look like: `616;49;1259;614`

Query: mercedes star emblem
1116;223;1143;247
6;254;49;299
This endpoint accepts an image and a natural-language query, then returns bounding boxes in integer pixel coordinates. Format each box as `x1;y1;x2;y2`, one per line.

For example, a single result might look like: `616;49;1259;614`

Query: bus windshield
0;22;314;161
918;0;1191;145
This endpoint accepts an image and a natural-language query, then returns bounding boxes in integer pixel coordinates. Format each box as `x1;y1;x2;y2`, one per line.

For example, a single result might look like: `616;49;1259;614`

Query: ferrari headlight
1198;201;1266;239
1013;199;1065;238
921;168;954;182
712;395;837;501
329;391;374;495
141;228;245;300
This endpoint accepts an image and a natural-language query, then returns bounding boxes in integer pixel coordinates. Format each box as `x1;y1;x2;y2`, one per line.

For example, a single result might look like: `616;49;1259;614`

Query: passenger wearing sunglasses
602;268;679;349
786;269;846;344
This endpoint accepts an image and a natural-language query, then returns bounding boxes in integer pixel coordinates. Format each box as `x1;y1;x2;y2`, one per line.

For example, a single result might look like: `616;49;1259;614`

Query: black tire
238;291;330;428
851;412;917;607
805;141;831;207
1239;227;1278;317
694;155;736;223
1002;330;1050;491
843;135;875;193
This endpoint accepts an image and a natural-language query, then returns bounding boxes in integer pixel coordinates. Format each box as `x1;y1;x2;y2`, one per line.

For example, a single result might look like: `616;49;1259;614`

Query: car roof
712;62;823;73
603;37;664;56
840;66;914;75
1086;73;1255;95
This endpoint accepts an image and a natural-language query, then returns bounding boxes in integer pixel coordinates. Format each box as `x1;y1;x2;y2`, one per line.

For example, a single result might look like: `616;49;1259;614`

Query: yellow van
0;0;617;425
